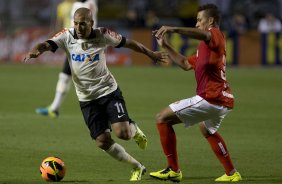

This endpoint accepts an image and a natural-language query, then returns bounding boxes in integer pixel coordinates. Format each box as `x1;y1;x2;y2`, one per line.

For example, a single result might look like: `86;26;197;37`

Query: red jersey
188;27;234;108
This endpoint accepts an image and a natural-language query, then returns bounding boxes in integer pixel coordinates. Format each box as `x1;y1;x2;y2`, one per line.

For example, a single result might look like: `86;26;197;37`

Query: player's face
74;14;93;39
195;11;210;30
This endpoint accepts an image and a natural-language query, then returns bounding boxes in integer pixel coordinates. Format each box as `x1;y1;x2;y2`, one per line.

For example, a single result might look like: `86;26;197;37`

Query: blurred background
0;0;282;66
0;2;282;183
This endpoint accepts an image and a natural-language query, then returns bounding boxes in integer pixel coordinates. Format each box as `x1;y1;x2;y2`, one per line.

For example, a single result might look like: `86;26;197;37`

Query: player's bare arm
24;42;53;62
124;38;168;63
154;26;211;41
156;36;192;71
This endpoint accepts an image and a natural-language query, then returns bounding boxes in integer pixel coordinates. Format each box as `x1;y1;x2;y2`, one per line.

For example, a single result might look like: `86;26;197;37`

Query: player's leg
101;138;137;163
95;131;146;181
36;59;72;118
81;90;146;181
149;106;183;182
150;95;217;182
106;121;146;181
107;88;147;149
199;107;242;182
111;119;147;149
106;88;147;181
111;120;148;180
49;59;72;113
130;119;148;150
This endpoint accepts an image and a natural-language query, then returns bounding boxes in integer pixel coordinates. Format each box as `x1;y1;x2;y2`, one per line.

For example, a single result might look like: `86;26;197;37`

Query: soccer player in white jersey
24;8;168;181
36;0;98;118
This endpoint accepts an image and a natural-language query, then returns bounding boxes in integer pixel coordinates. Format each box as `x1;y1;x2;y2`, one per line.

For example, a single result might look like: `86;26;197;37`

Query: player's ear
208;17;214;26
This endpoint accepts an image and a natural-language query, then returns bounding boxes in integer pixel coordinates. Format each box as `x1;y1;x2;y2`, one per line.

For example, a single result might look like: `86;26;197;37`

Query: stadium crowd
0;0;281;65
0;0;281;31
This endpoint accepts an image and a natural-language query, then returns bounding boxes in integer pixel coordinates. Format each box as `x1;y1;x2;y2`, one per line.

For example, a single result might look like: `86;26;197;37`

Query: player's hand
153;26;173;39
155;36;164;47
151;51;169;64
155;35;170;48
23;50;41;63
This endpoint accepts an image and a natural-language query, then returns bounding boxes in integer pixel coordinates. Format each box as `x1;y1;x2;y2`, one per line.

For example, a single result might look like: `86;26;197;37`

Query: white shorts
169;95;231;134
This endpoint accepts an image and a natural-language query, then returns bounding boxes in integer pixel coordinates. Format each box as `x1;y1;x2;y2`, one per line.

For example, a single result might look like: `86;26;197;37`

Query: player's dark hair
198;4;221;25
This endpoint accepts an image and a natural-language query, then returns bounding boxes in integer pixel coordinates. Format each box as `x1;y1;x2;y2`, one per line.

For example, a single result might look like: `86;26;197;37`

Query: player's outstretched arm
124;38;169;64
155;36;192;71
24;42;53;62
154;26;211;41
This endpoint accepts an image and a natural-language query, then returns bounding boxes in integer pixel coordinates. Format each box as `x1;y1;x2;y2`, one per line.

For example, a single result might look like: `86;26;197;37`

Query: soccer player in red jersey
150;4;242;182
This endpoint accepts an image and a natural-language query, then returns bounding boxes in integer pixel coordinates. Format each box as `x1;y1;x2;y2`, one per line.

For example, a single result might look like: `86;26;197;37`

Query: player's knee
95;139;113;150
199;123;211;138
95;133;114;150
116;130;131;140
156;112;166;123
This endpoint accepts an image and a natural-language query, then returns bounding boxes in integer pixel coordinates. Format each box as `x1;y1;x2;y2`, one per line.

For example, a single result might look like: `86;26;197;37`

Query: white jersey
71;0;98;28
49;27;125;101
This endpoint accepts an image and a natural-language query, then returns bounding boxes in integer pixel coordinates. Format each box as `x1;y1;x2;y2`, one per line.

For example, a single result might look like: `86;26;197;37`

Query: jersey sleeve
207;28;224;50
100;28;123;47
49;28;69;51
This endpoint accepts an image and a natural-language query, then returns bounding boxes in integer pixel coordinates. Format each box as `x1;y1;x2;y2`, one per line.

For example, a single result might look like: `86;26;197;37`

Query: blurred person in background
36;0;98;118
177;0;198;27
258;12;282;33
55;0;75;30
24;7;168;181
229;11;248;35
145;9;160;30
150;4;242;182
126;0;148;28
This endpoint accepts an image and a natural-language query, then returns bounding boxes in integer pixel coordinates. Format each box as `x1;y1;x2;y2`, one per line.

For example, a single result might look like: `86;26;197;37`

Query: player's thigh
80;100;111;140
105;88;132;139
106;88;130;123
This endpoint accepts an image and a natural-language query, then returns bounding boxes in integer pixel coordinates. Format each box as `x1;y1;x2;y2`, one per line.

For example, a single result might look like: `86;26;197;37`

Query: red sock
157;123;179;172
206;132;235;175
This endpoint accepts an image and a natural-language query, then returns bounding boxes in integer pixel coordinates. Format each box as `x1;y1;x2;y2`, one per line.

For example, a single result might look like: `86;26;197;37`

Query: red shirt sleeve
208;28;225;50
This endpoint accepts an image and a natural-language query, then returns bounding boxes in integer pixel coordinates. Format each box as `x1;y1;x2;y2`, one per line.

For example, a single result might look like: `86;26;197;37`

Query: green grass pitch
0;64;281;184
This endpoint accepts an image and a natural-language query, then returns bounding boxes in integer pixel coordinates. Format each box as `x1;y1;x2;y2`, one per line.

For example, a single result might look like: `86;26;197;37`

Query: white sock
50;72;71;111
105;143;141;168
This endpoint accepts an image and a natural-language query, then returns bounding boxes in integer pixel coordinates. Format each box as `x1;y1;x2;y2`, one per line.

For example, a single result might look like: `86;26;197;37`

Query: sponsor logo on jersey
71;53;100;62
